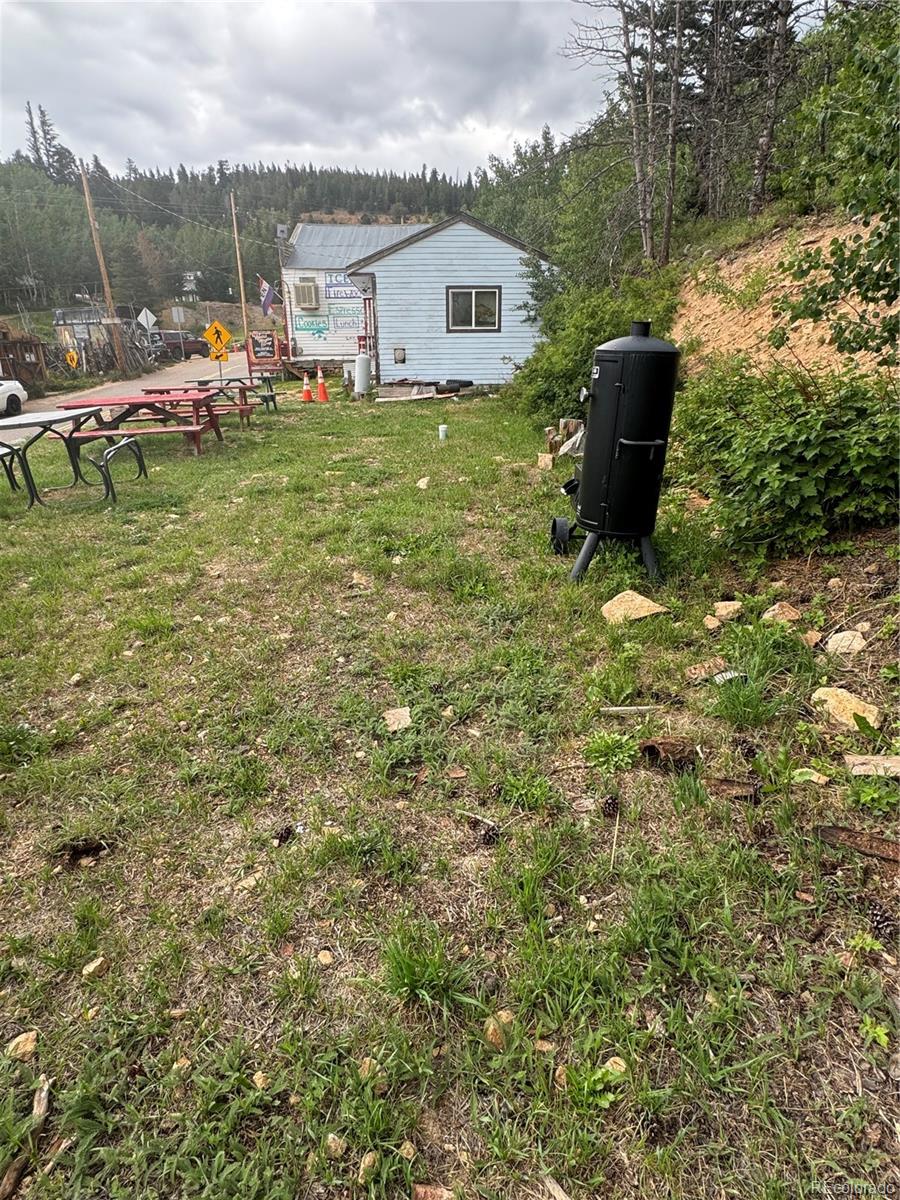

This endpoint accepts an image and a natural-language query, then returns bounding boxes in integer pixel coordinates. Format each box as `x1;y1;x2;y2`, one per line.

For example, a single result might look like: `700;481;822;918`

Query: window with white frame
446;286;501;332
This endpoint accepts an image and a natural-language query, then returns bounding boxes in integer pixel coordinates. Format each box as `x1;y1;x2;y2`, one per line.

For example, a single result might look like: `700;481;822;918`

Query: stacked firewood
538;418;585;469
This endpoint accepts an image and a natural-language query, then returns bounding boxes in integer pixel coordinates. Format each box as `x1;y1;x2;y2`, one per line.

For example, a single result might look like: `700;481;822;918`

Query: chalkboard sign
249;330;280;362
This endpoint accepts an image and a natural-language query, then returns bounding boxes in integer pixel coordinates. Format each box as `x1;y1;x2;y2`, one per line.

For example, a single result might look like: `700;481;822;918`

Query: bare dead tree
749;0;795;214
660;0;684;263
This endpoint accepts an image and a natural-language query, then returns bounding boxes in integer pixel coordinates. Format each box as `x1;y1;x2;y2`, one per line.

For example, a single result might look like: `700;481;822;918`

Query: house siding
359;223;538;384
281;265;365;362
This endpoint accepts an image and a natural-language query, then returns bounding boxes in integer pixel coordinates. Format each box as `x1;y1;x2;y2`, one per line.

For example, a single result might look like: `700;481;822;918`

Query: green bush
506;272;679;424
671;358;897;552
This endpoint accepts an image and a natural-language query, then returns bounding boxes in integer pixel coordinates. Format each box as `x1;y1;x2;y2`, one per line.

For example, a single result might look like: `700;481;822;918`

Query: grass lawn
0;384;897;1199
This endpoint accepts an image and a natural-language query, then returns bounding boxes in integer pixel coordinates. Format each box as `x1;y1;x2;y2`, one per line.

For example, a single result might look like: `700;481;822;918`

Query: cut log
815;826;900;864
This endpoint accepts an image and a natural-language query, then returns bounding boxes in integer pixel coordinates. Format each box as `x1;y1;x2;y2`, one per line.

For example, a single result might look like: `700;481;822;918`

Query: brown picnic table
56;392;224;459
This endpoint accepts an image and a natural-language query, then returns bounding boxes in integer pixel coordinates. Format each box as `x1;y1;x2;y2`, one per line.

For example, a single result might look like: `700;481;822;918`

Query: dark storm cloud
0;0;603;174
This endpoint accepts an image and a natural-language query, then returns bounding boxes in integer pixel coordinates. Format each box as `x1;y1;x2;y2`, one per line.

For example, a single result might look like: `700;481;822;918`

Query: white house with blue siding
345;214;544;385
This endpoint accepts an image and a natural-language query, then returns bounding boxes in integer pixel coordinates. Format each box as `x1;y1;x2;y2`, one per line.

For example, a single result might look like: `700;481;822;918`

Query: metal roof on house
284;223;430;270
344;212;550;273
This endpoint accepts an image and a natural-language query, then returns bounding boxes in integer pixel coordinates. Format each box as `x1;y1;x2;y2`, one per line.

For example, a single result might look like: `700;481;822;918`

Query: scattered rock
604;1056;628;1075
534;1039;557;1053
639;737;697;772
236;869;264;891
386;610;397;622
416;476;430;489
317;949;335;967
484;1016;506;1051
825;630;866;656
324;1132;347;1160
601;590;669;624
854;621;872;633
446;765;467;780
792;768;830;786
713;600;743;621
553;1063;568;1090
81;955;110;980
801;630;823;647
412;1186;454;1200
166;1008;190;1020
174;1055;192;1074
441;705;455;719
703;615;722;631
357;1150;378;1184
68;673;85;687
252;1070;269;1089
351;570;373;588
685;656;727;683
844;755;900;779
398;1140;417;1161
358;1056;385;1092
811;687;882;730
6;1030;38;1062
826;577;844;592
762;601;802;623
382;705;412;732
864;562;881;576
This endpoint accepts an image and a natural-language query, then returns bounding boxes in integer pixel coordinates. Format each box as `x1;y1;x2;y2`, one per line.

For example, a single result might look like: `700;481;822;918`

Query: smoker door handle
616;438;665;461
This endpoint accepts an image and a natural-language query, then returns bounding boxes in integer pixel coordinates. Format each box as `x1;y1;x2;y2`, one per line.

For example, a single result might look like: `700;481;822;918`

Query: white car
0;379;27;418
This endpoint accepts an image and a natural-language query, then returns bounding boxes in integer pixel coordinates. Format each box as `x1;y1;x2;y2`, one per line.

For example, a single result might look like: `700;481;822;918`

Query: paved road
5;356;242;444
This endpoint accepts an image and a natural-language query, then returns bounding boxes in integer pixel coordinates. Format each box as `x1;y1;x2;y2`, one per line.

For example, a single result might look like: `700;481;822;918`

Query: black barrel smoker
550;320;679;581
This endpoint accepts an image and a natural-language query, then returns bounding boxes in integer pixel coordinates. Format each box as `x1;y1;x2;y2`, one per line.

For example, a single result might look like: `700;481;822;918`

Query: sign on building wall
324;272;360;299
333;316;362;330
293;315;330;338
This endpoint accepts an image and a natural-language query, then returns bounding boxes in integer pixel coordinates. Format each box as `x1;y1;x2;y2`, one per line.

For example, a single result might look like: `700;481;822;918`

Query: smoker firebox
550;320;680;581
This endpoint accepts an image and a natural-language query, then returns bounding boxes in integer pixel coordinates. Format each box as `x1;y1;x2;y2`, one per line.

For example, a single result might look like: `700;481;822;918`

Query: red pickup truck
159;330;210;360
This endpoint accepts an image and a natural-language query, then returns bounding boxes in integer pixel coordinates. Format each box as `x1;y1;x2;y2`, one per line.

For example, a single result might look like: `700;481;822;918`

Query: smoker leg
639;536;660;581
569;531;601;582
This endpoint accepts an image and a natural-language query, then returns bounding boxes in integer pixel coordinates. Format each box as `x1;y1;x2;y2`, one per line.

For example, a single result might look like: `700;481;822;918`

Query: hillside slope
672;216;887;373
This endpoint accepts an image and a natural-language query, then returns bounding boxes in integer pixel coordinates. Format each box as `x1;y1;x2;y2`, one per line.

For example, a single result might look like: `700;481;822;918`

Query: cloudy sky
0;1;603;177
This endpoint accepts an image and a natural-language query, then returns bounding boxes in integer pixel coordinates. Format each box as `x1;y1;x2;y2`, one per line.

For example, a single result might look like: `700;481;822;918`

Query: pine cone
869;900;899;946
602;793;620;819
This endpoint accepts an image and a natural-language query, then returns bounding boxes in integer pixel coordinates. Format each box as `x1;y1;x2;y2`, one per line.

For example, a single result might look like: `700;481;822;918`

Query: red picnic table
141;383;257;427
56;392;224;461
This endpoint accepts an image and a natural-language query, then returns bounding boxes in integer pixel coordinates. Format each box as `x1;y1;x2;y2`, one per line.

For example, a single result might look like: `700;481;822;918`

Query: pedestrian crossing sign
203;320;232;351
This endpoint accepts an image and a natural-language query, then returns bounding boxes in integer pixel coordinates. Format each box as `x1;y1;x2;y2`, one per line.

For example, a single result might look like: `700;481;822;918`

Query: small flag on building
257;275;279;317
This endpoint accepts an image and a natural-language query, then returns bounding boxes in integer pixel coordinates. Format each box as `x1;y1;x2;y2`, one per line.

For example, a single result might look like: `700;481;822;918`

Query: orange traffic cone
301;371;313;403
316;363;329;403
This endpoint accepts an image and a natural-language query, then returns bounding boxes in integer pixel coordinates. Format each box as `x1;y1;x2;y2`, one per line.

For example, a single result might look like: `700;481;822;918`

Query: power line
102;176;276;250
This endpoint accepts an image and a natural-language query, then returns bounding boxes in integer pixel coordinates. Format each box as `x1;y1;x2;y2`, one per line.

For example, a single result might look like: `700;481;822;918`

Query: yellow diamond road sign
208;348;229;362
203;319;232;352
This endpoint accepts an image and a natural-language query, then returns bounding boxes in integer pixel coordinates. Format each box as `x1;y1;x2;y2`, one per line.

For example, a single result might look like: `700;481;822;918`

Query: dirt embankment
672;216;891;373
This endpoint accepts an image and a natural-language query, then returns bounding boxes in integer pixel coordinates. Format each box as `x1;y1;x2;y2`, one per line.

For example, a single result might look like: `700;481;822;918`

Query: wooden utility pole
79;160;126;373
229;191;252;376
